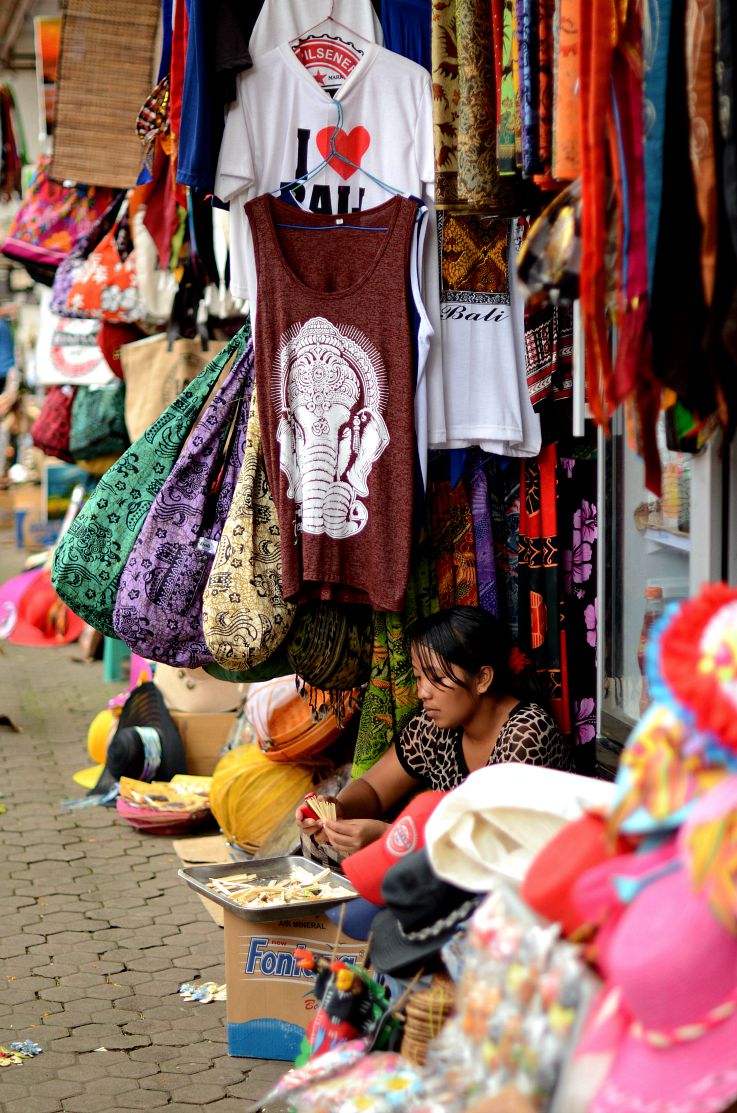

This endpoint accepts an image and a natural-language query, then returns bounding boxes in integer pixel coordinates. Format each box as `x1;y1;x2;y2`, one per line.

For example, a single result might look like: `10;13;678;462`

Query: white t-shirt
436;217;541;457
249;0;383;59
214;39;447;450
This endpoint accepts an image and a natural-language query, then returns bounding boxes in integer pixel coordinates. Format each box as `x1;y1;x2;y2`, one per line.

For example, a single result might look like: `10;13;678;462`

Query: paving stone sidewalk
0;534;284;1112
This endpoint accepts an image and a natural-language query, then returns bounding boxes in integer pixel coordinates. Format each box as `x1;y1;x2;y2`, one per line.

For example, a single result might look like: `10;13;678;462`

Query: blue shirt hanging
380;0;431;71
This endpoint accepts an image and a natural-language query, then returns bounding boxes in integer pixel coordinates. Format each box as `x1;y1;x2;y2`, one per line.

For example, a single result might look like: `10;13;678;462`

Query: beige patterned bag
202;385;296;671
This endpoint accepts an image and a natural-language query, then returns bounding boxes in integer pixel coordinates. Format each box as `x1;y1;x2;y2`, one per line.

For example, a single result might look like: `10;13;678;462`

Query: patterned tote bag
51;324;251;636
65;205;143;324
112;339;254;667
202;384;297;672
31;386;77;462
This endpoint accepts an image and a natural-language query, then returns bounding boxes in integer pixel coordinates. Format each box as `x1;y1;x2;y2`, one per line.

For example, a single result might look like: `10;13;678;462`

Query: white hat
424;763;615;890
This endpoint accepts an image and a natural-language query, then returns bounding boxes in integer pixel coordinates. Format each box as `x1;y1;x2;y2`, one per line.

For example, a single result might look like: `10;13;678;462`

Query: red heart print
316;126;371;180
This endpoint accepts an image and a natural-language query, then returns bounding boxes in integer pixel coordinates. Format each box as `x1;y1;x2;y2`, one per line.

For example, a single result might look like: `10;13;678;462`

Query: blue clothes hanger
272;101;409;231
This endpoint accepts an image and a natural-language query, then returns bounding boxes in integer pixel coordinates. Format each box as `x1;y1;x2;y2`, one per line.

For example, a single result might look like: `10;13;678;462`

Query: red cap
520;812;630;937
342;791;446;906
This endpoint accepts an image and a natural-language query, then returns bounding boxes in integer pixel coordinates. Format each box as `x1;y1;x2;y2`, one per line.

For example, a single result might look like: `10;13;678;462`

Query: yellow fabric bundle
209;744;315;854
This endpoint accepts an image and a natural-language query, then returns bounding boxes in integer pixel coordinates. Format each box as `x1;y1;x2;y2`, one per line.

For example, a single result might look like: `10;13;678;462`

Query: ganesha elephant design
274;317;390;540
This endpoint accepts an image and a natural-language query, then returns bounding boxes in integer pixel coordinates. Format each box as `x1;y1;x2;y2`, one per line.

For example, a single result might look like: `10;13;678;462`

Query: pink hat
587;863;737;1113
342;791;446;906
0;569;37;640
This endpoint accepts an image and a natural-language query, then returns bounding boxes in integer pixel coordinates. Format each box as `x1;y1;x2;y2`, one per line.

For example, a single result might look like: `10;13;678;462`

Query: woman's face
411;646;486;730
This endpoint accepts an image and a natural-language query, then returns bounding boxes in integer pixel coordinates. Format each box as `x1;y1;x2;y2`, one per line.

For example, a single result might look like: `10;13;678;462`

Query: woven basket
51;0;160;189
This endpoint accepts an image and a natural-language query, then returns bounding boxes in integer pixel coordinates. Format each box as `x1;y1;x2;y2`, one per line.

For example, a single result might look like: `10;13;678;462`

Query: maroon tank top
246;192;419;611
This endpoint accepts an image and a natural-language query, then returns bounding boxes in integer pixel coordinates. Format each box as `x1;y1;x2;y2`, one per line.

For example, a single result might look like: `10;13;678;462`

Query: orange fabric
553;0;582;180
66;222;139;324
685;0;717;306
168;0;189;209
579;0;615;426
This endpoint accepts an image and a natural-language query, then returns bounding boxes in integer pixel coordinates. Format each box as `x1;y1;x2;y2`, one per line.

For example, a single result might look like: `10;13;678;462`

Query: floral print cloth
558;444;598;745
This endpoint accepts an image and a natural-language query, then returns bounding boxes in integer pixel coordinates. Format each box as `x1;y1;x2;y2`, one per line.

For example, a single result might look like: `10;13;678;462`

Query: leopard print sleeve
493;703;574;771
395;711;463;790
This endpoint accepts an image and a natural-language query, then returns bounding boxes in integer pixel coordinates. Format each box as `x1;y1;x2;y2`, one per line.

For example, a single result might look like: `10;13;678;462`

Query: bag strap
167;261;209;350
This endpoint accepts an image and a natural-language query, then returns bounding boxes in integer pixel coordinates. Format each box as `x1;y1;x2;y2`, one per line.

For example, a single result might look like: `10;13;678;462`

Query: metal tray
178;854;358;922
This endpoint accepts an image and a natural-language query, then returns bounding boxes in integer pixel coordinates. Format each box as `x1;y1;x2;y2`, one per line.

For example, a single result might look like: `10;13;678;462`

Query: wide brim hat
0;568;85;647
91;683;186;794
370;849;480;977
585;863;737;1113
154;664;244;714
648;583;737;754
343;791;447;906
246;675;359;762
520;813;632;938
606;700;729;839
73;707;120;787
0;569;38;640
425;763;615;890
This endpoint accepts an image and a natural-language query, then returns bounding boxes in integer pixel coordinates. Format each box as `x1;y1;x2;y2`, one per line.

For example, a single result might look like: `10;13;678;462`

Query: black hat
369;848;480;976
92;683;186;795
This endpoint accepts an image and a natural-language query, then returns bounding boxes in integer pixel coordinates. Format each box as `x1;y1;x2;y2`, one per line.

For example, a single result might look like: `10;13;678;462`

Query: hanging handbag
65;202;143;324
30;385;77;462
50;192;125;317
131;205;177;325
202;384;297;673
51;324;251;637
69;381;130;462
35;288;116;387
1;155;118;271
112;339;254;668
121;332;227;441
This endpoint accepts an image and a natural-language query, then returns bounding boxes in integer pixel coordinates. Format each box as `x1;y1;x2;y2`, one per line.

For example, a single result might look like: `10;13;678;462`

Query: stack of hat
84;683;186;796
400;976;455;1066
246;675;359;763
518;584;737;1113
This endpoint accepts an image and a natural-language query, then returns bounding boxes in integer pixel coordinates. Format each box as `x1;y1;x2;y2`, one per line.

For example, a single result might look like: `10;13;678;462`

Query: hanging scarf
518;444;570;734
431;0;461;204
351;533;439;777
456;0;512;205
486;457;521;642
643;0;674;292
429;463;479;609
468;454;498;617
685;0;717;307
515;0;541;176
610;6;662;494
579;0;615;426
536;0;555;179
552;0;582;180
498;0;517;173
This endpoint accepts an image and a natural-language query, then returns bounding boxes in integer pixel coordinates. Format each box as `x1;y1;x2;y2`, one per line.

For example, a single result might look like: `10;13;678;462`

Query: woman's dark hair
409;606;515;694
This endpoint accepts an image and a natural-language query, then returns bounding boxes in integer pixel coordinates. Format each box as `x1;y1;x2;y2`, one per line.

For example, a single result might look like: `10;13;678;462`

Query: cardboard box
171;711;235;776
224;908;367;1060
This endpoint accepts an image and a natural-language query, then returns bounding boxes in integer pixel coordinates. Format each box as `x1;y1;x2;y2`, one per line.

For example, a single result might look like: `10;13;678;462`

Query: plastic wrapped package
409;883;596;1113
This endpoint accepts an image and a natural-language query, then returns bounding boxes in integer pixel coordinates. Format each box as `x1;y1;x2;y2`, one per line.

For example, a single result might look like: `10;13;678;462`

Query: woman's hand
294;795;344;844
321;818;389;854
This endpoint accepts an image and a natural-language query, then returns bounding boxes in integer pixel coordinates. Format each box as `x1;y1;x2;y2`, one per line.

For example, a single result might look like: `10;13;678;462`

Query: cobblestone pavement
0;533;284;1112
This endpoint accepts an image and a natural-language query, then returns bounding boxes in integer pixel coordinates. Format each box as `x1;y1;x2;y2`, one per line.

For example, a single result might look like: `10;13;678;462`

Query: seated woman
297;605;573;860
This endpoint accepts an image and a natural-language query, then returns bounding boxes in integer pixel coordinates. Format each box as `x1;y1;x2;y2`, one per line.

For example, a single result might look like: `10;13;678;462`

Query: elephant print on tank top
274;316;389;541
